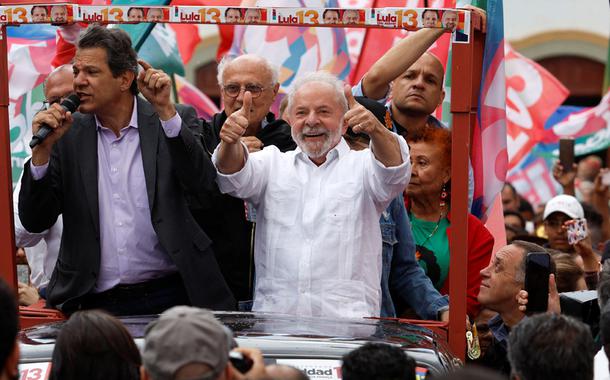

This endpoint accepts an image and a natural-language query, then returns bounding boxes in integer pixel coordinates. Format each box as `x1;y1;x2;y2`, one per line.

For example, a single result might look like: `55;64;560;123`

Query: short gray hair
216;54;279;87
43;64;73;93
286;71;347;115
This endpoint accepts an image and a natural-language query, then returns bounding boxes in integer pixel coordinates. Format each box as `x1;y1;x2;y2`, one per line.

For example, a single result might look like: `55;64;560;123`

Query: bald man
353;28;473;207
191;54;295;307
353;28;446;137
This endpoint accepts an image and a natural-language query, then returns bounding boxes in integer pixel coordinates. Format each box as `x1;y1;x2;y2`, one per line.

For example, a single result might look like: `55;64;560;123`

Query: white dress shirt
13;179;61;289
595;348;610;380
213;136;411;318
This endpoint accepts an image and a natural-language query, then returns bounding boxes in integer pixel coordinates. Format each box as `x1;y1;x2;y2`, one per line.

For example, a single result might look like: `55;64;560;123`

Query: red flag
505;43;569;169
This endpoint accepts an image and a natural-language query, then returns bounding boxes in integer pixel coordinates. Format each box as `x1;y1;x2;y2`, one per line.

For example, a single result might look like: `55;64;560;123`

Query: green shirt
409;214;450;290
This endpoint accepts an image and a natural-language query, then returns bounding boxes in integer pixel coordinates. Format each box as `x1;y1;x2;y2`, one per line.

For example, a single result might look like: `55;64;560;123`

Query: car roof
19;312;458;375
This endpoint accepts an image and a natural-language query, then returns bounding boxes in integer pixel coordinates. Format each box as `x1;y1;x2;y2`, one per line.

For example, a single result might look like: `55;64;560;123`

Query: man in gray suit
19;25;234;315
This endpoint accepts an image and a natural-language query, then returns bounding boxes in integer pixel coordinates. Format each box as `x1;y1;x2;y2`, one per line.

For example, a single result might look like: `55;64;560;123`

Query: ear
438;88;446;107
120;70;136;93
271;82;280;102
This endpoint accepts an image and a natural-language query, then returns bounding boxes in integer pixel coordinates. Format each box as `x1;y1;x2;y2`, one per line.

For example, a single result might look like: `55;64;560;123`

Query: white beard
292;125;342;161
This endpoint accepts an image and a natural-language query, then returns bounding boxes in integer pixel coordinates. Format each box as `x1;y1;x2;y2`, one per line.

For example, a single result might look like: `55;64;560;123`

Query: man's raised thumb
240;91;253;115
344;84;358;109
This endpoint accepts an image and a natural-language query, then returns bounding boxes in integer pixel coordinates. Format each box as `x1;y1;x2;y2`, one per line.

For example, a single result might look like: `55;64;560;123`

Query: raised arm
344;86;402;167
215;92;252;174
360;28;445;100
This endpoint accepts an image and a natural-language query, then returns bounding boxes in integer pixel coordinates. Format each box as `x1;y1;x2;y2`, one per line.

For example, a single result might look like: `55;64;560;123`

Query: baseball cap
142;306;230;380
543;194;584;220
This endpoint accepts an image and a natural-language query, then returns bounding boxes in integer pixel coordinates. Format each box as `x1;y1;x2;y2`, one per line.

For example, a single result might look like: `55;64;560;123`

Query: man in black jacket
19;26;234;315
193;54;295;306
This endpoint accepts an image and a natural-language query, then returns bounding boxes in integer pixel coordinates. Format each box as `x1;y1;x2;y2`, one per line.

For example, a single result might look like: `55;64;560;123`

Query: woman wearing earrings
405;126;493;319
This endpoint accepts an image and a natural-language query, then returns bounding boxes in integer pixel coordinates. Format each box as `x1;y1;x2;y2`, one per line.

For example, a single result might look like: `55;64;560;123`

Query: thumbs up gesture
220;91;252;145
343;84;385;136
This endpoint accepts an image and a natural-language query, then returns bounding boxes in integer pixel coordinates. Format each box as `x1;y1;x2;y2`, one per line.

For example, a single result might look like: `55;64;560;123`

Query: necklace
413;211;444;260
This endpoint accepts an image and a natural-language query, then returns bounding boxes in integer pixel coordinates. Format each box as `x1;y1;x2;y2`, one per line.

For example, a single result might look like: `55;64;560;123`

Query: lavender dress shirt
31;97;181;292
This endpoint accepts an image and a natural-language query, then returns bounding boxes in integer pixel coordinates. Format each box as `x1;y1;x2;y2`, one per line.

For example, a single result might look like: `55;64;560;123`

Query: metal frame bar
0;7;486;362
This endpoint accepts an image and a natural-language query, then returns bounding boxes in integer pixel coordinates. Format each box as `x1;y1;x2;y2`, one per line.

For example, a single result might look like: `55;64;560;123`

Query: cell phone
602;171;610;186
17;264;30;284
229;351;253;373
559;138;575;172
566;218;588;245
524;252;551;313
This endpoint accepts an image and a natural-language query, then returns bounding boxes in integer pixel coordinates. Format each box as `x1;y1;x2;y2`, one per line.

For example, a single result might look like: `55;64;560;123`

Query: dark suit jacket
19;97;236;312
190;111;295;301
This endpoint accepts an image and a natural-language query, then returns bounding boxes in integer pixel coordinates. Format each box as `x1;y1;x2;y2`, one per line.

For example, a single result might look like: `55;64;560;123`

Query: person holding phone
473;240;557;375
542;195;600;289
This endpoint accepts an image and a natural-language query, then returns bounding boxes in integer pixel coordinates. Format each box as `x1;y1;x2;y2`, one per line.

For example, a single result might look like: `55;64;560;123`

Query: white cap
543;194;584;220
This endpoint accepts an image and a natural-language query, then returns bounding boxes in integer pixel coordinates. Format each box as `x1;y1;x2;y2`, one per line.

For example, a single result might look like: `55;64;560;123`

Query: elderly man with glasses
192;54;295;310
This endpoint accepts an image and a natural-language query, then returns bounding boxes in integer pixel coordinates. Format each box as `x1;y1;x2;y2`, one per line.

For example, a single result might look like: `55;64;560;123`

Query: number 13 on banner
394;9;418;29
0;7;28;23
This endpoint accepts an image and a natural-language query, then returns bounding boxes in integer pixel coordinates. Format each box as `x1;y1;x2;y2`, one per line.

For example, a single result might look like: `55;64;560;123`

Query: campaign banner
173;6;268;24
0;4;74;24
77;5;170;22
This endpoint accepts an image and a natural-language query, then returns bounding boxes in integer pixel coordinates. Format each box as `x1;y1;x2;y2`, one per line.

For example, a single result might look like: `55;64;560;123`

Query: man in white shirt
213;72;411;318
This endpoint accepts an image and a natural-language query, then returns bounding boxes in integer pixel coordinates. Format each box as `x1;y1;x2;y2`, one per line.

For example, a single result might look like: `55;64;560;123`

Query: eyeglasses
42;96;66;109
222;83;269;98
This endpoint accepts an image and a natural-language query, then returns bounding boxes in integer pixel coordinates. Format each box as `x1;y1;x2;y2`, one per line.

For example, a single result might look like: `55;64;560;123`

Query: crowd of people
4;19;610;380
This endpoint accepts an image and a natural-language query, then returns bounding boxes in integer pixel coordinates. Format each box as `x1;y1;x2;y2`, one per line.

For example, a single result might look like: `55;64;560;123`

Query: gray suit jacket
19;97;236;312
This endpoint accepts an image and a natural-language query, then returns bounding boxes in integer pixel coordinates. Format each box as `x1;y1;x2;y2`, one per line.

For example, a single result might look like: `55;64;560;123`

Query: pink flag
174;74;220;120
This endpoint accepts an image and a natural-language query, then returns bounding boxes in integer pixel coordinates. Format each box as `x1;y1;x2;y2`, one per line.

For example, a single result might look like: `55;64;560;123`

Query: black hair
433;366;506;380
30;5;48;16
508;313;595;380
323;9;340;19
127;7;144;17
225;7;242;17
49;310;141;380
421;9;439;20
510;240;555;283
342;343;415;380
504;210;526;230
0;278;18;373
77;25;139;95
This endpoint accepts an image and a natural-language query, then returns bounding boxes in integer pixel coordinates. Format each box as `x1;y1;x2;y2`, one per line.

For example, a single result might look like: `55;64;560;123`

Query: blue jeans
380;197;449;319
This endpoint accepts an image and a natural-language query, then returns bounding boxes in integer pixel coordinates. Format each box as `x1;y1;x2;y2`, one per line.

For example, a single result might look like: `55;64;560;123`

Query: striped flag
8;25;58;187
469;0;506;220
227;0;352;114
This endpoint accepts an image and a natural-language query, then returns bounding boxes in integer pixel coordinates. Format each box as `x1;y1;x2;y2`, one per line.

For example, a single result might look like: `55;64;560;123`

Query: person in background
405;125;493;319
548;250;588;292
0;278;19;380
508;313;595;380
49;310;141;380
501;182;520;213
344;117;448;320
504;210;527;243
14;64;73;306
341;343;415;380
542;194;600;289
141;306;271;380
193;54;295;309
474;241;557;375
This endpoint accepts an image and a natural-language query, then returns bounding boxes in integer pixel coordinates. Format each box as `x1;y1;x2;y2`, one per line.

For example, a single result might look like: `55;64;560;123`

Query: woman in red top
405;126;493;319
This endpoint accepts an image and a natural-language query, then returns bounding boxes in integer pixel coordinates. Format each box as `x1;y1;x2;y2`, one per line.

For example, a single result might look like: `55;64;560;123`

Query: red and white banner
505;43;569;170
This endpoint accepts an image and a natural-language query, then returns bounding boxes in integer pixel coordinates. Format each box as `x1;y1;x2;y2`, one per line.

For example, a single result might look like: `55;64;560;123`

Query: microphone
30;94;80;148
